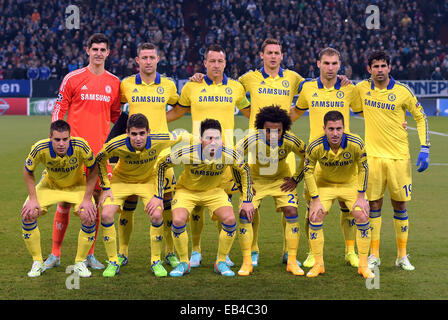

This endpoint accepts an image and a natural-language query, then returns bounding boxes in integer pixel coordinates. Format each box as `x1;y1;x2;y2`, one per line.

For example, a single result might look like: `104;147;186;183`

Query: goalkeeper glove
416;145;429;172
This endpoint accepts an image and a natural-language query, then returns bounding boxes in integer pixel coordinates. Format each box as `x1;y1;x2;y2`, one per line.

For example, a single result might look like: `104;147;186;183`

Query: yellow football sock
251;210;260;253
356;221;371;267
238;216;253;259
340;208;356;254
308;221;324;263
150;220;164;265
217;222;236;262
284;214;300;263
162;204;175;255
172;223;189;263
282;214;287;254
369;209;382;257
394;209;409;258
102;222;118;264
22;220;43;262
118;202;136;256
75;223;96;263
190;206;204;253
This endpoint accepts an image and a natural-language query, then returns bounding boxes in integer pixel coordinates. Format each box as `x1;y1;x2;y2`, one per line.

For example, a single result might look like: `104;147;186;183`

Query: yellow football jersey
24;137;96;189
178;74;249;146
238;67;304;129
304;133;368;198
295;77;362;142
235;130;306;181
355;77;430;159
155;144;253;202
120;73;179;133
96;132;189;189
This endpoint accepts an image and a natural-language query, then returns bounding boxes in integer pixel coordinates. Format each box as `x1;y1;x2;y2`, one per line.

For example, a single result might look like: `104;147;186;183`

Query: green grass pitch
0;114;447;301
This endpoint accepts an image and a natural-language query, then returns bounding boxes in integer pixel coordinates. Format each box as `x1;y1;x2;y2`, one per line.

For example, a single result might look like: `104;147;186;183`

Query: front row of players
22;107;374;279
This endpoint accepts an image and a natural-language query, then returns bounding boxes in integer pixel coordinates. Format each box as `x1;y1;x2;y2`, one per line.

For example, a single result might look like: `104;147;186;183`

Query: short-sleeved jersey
96;132;188;189
178;74;249;145
235;130;306;181
295;77;362;142
238;67;304;129
120;72;179;133
304;133;368;198
24;137;96;189
155;144;253;202
355;77;430;159
51;67;121;154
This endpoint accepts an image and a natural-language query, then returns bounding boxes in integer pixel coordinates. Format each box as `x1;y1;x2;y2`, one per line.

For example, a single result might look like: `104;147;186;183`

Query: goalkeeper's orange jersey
51;67;121;154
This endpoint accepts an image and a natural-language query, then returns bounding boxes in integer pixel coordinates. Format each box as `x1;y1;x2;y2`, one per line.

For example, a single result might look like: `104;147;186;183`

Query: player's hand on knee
239;202;255;222
280;177;297;192
146;196;163;216
353;196;369;218
100;189;113;207
79;199;97;224
22;199;41;221
309;197;325;222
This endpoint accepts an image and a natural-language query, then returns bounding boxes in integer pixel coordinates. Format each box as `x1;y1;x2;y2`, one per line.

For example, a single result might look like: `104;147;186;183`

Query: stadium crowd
0;0;447;81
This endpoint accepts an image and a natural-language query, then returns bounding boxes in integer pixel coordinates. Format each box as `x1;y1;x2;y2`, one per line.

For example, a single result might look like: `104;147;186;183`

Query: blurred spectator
27;61;39;80
39;62;51;80
431;67;445;80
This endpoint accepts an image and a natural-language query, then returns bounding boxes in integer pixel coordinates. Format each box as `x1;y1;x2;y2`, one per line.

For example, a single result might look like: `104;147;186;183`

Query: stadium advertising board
0;80;32;97
29;98;57;115
0;98;28;115
399;81;448;97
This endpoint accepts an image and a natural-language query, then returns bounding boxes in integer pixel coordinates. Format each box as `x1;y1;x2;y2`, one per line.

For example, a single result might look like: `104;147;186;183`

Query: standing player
235;106;306;276
355;51;430;271
290;47;362;268
22;120;98;277
148;119;255;277
166;44;250;268
304;111;374;279
96;114;189;277
47;33;121;270
105;42;181;268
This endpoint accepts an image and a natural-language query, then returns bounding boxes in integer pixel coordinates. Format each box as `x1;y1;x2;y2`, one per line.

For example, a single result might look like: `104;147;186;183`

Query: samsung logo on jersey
364;99;395;110
198;96;233;103
258;88;290;96
322;160;353;167
190;169;224;176
132;96;166;103
80;94;111;102
125;156;157;165
311;101;345;108
48;164;79;172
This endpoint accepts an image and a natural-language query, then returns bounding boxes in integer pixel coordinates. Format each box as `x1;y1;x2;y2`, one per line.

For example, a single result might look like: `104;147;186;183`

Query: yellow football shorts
102;176;156;210
172;187;233;220
250;177;298;212
23;178;89;215
316;184;362;213
367;156;412;202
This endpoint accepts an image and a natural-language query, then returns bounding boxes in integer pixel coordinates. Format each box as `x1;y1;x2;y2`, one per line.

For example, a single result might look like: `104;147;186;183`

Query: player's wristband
420;145;430;153
311;195;319;199
101;187;110;191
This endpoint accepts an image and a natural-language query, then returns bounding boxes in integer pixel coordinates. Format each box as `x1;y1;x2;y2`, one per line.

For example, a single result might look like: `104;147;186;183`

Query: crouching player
235;105;306;276
304;111;374;279
22;120;98;277
147;119;255;277
96;113;188;277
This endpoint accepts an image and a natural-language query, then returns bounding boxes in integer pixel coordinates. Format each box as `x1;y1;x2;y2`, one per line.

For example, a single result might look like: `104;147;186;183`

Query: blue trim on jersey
323;133;347;150
125;136;151;152
135;72;161;85
49;141;56;158
317;76;341;90
204;74;228;85
371;76;396;90
260;67;284;79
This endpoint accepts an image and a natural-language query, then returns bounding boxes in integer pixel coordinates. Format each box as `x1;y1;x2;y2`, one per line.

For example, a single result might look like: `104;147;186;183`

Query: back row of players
21;33;430;279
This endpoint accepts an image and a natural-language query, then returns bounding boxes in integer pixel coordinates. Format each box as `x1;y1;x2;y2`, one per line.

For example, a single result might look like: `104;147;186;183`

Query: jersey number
402;184;412;197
